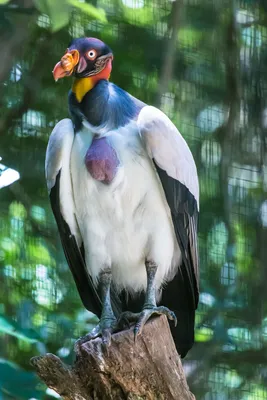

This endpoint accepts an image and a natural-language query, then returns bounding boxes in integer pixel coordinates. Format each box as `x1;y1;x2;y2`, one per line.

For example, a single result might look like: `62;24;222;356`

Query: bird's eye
87;50;97;60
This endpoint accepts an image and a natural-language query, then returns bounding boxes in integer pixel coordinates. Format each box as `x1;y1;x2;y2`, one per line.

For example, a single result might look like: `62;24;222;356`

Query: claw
74;317;117;355
119;306;177;342
75;325;101;352
118;311;138;329
152;306;177;327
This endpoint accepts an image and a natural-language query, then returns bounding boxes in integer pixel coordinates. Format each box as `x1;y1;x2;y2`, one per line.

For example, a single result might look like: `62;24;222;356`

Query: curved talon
152;306;177;327
117;317;130;330
76;325;101;347
118;311;138;329
119;306;177;340
74;319;118;354
75;333;104;354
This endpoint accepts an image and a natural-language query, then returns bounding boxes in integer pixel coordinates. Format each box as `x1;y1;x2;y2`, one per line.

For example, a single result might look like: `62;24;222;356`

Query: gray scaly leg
75;268;117;350
119;261;177;339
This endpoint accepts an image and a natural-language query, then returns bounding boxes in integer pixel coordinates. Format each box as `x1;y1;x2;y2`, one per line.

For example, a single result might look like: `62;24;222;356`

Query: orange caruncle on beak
52;49;79;81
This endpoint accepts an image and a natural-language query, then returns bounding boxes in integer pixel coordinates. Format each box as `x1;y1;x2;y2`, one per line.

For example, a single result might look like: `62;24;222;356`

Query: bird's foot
119;306;177;340
75;316;117;353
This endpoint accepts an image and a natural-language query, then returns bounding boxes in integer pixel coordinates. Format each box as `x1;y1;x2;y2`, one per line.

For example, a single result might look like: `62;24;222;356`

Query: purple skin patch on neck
85;137;120;184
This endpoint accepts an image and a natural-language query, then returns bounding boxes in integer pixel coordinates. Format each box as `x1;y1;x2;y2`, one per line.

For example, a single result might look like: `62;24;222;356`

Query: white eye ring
87;50;97;59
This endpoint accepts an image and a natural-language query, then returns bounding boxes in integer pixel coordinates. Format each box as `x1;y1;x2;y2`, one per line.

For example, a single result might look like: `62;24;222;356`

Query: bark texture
31;315;195;400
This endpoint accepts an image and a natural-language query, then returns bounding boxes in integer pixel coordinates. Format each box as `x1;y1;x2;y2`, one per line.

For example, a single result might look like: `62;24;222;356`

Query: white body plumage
71;120;180;293
45;106;199;296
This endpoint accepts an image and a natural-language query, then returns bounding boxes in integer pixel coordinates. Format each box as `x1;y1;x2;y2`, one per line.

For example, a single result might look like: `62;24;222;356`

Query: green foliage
33;0;107;31
0;359;44;400
207;221;228;266
195;327;213;342
122;3;168;27
68;0;107;22
0;315;40;343
233;221;254;274
27;241;52;265
244;386;267;400
0;0;267;399
1;0;107;31
34;0;70;31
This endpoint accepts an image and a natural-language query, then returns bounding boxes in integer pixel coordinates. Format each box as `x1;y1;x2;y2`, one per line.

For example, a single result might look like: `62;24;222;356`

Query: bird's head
52;37;113;82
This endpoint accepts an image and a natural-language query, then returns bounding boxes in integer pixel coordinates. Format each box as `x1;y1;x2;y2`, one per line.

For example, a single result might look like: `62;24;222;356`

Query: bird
46;37;199;358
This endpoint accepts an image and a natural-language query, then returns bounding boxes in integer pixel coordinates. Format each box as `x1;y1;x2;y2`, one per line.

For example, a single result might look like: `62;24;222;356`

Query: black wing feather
120;163;199;358
50;171;102;317
154;163;199;308
155;163;199;358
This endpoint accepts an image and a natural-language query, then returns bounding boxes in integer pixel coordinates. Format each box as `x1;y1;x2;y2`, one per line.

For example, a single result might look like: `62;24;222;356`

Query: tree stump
31;315;195;400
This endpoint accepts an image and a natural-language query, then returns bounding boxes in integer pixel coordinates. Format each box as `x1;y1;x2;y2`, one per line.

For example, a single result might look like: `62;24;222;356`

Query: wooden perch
31;315;195;400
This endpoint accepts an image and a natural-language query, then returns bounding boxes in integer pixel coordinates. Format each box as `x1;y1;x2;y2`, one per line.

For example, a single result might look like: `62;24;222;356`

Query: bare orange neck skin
72;59;112;103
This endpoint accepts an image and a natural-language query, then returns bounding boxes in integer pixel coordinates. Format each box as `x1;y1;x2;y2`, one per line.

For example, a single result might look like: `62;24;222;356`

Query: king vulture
45;37;199;358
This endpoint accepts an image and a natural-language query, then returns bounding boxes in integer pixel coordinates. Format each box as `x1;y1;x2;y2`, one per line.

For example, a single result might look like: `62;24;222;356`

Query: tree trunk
31;316;195;400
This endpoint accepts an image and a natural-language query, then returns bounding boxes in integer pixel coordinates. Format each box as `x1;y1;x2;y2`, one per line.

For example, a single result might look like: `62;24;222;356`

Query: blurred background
1;0;267;398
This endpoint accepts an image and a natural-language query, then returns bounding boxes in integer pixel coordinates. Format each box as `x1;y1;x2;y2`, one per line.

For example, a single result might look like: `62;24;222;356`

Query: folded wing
45;119;102;317
137;106;199;356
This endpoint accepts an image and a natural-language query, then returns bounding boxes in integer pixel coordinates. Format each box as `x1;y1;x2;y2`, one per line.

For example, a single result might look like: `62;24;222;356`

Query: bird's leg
143;260;158;309
119;261;177;339
75;268;117;350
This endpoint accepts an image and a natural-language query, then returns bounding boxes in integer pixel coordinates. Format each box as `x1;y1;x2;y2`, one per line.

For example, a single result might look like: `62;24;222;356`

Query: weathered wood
31;315;195;400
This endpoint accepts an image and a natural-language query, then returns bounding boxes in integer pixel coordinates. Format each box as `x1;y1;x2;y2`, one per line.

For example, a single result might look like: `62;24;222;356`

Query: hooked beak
52;49;79;81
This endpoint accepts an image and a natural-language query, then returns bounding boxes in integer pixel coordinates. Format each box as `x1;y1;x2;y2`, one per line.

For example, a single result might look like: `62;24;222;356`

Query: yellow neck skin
72;77;95;103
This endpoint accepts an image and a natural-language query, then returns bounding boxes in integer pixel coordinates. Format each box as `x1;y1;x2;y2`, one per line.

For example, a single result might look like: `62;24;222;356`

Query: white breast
70;122;181;294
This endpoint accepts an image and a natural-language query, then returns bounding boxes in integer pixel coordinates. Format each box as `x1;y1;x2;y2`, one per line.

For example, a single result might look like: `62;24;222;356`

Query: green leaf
67;0;107;23
9;201;27;220
0;0;10;4
233;221;254;274
0;237;20;263
27;241;52;265
34;0;70;31
1;237;18;253
179;27;203;47
33;0;48;14
0;314;40;343
0;359;44;400
245;385;267;400
195;327;213;342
